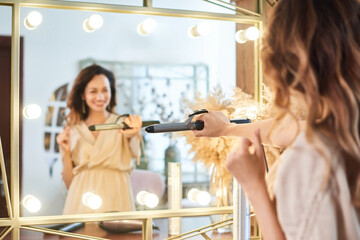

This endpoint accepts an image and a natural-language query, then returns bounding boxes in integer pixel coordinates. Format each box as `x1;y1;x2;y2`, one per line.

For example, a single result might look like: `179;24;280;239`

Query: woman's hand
56;126;71;153
225;129;266;193
120;115;142;139
193;111;231;137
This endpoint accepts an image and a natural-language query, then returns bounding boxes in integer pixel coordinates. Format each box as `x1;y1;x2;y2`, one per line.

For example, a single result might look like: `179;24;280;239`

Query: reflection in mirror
0;3;239;217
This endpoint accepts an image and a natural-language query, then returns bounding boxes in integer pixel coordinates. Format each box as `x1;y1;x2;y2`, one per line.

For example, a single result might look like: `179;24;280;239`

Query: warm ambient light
83;14;104;33
23;104;42;119
235;26;260;44
24;11;43;30
188;22;211;38
82;192;102;209
136;190;159;208
137;18;158;36
187;188;211;206
22;195;41;213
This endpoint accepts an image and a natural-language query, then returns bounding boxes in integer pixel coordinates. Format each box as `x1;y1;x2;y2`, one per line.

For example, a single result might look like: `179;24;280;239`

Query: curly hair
66;64;117;125
262;0;360;205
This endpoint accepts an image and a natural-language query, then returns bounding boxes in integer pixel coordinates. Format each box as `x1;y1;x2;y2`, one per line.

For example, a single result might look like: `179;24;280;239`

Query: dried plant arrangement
180;84;281;206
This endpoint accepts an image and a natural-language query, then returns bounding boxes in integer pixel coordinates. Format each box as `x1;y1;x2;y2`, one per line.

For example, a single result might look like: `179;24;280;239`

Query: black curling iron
88;114;160;131
145;109;251;133
145;109;269;172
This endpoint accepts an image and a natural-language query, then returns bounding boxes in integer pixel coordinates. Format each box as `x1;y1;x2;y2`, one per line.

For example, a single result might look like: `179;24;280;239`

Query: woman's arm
56;127;74;189
194;111;303;149
61;151;74;189
226;129;286;240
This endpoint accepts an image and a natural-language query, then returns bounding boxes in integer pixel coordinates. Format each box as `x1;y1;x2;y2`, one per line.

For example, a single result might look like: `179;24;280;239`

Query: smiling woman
56;64;142;215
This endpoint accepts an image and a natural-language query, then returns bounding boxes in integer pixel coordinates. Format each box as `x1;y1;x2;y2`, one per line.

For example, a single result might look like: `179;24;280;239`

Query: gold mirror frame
0;0;265;239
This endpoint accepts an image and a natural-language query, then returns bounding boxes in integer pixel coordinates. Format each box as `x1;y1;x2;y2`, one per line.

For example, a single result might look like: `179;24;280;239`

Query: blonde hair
262;0;360;206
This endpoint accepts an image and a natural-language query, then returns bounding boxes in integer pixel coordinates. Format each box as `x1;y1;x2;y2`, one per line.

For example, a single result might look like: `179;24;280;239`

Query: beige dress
274;132;360;239
63;113;140;215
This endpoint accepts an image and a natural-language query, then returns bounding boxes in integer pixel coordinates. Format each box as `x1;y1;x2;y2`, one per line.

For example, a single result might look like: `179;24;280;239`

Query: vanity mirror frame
0;0;265;239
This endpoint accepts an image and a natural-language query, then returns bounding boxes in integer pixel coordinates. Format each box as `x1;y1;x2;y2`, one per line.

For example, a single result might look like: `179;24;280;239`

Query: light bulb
136;191;159;208
235;27;260;44
24;11;42;30
188;22;211;38
82;192;102;209
187;188;199;202
83;14;103;32
195;191;211;206
144;193;159;208
245;27;260;41
22;195;41;213
235;30;247;44
89;14;103;29
136;190;148;205
23;104;42;119
137;18;157;36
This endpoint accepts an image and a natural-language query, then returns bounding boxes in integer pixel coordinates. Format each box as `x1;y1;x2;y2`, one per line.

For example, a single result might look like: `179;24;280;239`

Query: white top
274;132;360;239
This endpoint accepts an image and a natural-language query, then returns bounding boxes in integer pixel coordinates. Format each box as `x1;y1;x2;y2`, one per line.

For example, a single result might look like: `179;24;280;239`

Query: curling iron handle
193;119;251;130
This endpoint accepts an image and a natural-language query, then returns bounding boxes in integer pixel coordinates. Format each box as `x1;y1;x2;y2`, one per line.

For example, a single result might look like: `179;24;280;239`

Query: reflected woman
56;64;142;214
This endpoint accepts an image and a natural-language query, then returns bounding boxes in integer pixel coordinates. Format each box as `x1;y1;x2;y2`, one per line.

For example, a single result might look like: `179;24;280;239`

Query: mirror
0;1;249;218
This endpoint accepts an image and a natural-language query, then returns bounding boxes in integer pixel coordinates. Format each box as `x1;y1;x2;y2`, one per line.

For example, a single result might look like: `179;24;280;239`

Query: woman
195;0;360;239
56;64;142;214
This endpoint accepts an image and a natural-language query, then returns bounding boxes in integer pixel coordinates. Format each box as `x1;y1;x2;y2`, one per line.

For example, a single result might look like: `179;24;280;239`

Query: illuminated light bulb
82;192;102;209
137;18;158;36
22;195;41;213
235;30;247;44
187;188;211;206
245;26;260;41
136;190;148;205
195;191;211;206
23;104;42;119
187;188;199;202
235;26;260;44
188;22;211;38
24;11;43;30
83;14;103;32
144;193;159;208
136;191;159;208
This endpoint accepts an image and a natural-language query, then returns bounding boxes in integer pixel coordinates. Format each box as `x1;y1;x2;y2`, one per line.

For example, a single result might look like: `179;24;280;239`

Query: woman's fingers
124;115;142;129
56;127;71;152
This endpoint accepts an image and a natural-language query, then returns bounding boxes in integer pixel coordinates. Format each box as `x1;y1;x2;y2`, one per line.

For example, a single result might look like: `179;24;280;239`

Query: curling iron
145;109;251;133
88;114;160;131
145;109;268;172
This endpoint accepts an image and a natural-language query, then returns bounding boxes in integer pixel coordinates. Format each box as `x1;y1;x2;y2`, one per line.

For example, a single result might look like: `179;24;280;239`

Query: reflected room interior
0;0;262;238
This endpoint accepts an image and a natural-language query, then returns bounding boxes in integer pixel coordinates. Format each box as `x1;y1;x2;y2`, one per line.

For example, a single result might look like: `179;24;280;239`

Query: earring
82;99;86;114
